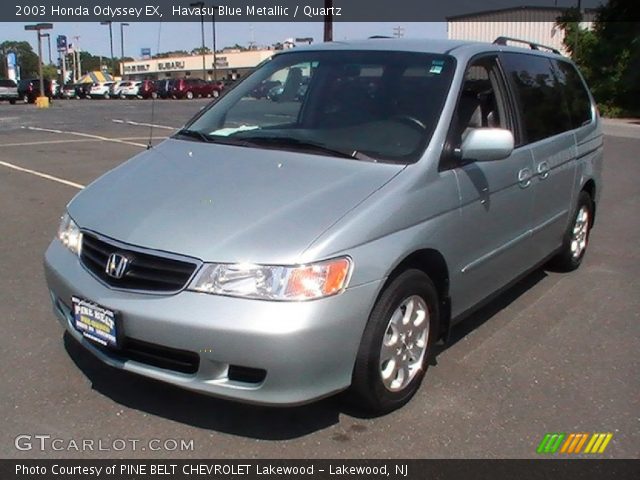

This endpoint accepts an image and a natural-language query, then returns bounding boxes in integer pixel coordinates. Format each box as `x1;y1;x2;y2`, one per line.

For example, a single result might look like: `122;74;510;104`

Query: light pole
120;22;129;76
190;1;207;79
100;21;114;74
24;23;53;107
211;5;217;81
41;33;52;64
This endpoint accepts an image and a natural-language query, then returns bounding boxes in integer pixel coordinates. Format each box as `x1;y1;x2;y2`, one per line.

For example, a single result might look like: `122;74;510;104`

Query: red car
171;78;223;99
139;80;157;99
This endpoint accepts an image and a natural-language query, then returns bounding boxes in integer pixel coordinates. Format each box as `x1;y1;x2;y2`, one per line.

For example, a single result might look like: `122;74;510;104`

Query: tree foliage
0;40;40;78
557;0;640;117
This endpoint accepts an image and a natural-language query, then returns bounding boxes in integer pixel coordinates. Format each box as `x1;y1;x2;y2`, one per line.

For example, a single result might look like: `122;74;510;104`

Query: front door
446;55;535;316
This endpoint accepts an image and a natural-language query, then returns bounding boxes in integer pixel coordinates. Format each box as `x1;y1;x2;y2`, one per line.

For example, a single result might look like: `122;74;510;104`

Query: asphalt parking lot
0;99;638;459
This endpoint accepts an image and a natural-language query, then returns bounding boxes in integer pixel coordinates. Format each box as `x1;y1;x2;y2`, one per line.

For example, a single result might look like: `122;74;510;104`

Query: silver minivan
44;38;603;413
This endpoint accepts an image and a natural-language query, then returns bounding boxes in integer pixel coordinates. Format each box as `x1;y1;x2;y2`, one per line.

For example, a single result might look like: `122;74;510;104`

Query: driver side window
452;56;511;148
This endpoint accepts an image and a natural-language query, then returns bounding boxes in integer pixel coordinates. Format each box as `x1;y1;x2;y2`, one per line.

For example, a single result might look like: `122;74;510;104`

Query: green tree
557;1;640;116
0;40;40;78
42;64;58;80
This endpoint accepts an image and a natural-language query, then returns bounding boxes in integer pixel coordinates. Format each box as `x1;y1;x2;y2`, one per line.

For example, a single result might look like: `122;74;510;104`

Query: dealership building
121;49;275;81
447;6;596;55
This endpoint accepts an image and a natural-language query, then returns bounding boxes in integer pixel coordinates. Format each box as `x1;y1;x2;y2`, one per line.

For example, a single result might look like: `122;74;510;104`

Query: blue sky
2;22;447;60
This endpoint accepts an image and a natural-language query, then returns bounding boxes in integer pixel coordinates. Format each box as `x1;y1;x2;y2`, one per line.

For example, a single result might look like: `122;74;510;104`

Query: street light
100;21;114;74
190;1;207;79
120;23;129;76
24;22;53;107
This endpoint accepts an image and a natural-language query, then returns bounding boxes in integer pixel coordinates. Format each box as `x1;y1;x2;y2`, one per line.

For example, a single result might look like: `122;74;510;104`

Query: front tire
548;190;593;272
349;269;439;414
186;91;194;100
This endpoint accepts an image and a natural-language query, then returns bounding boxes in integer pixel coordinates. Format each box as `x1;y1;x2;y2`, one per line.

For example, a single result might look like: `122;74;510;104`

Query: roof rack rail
493;36;561;55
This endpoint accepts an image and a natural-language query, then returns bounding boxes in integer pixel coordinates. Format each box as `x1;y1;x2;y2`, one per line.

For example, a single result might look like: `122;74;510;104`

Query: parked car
139;80;157;99
45;38;602;414
120;81;142;98
61;83;79;99
154;79;174;99
89;82;115;99
109;81;129;99
0;79;18;104
171;78;222;99
17;78;53;103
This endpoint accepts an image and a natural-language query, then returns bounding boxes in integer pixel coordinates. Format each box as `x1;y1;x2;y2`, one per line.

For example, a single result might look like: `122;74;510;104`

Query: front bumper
44;240;382;405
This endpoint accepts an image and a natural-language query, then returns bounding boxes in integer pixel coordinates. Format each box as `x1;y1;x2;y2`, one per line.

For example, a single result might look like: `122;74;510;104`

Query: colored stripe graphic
540;432;613;454
537;433;565;454
584;433;613;454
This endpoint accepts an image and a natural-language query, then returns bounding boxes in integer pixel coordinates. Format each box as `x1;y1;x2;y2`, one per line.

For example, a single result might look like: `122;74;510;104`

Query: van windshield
183;50;455;163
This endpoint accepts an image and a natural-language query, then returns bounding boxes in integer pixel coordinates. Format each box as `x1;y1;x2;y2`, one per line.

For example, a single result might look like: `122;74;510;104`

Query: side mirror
460;128;514;162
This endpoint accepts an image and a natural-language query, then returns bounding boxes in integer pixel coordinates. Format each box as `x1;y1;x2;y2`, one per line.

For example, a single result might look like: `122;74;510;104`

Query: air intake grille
80;233;198;292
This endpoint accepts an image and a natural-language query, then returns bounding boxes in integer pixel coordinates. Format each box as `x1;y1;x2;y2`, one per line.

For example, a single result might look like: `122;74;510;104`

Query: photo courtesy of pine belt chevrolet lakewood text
44;37;603;414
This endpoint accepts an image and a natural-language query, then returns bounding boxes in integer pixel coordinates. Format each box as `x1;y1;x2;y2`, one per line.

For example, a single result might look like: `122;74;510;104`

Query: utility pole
100;21;114;74
211;5;217;81
73;36;81;79
324;0;333;42
393;26;405;38
190;1;207;79
120;23;129;76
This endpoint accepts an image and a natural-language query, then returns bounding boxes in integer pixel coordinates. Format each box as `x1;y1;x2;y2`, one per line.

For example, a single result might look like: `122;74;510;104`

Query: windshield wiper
174;128;213;142
237;137;377;162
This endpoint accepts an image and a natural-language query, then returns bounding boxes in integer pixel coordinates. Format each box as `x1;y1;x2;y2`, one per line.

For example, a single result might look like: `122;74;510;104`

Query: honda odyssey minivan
44;38;603;413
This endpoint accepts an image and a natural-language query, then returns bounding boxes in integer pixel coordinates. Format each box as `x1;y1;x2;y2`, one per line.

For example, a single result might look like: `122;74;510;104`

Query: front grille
80;233;198;292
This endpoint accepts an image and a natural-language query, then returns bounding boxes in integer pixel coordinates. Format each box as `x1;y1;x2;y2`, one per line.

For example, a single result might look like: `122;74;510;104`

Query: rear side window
552;60;593;128
501;53;572;144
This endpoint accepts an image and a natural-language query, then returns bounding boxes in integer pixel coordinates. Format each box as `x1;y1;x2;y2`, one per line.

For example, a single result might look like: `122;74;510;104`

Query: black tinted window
501;53;572;143
0;80;16;87
552;60;593;128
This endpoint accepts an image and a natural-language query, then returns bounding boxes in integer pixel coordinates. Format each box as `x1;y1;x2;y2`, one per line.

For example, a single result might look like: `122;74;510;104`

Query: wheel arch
381;248;452;342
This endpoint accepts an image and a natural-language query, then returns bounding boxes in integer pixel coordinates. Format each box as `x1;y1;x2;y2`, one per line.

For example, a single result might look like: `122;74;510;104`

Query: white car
89;82;115;99
110;81;129;99
120;81;142;98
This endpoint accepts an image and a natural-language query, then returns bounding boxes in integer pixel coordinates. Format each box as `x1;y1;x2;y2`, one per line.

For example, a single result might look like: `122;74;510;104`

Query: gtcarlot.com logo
537;432;613;454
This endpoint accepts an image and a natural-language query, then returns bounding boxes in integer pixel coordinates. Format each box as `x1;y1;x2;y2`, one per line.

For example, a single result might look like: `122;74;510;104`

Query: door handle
537;161;550;180
518;167;532;188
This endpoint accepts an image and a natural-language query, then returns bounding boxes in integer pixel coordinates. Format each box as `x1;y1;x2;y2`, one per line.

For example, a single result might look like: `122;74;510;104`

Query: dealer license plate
71;296;119;348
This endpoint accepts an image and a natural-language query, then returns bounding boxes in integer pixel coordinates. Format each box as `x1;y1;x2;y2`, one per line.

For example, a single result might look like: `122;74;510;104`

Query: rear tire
349;269;439;414
548;191;593;272
9;99;16;105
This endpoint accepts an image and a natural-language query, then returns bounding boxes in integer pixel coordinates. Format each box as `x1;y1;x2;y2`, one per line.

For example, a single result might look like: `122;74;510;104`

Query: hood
69;139;404;263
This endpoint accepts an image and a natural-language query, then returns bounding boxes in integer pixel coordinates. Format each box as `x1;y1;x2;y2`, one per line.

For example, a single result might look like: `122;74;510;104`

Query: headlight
57;213;82;255
189;257;352;301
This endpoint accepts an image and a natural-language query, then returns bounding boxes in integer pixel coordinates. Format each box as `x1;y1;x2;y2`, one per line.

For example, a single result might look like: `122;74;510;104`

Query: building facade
447;7;596;55
121;49;275;81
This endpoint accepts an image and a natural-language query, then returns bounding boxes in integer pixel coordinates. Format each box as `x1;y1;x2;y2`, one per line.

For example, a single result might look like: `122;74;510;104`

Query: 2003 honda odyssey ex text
44;38;603;413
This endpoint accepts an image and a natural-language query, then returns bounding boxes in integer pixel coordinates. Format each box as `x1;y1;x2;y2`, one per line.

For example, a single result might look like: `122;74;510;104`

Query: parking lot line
0;139;102;147
0;160;84;189
25;126;147;148
112;119;178;130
